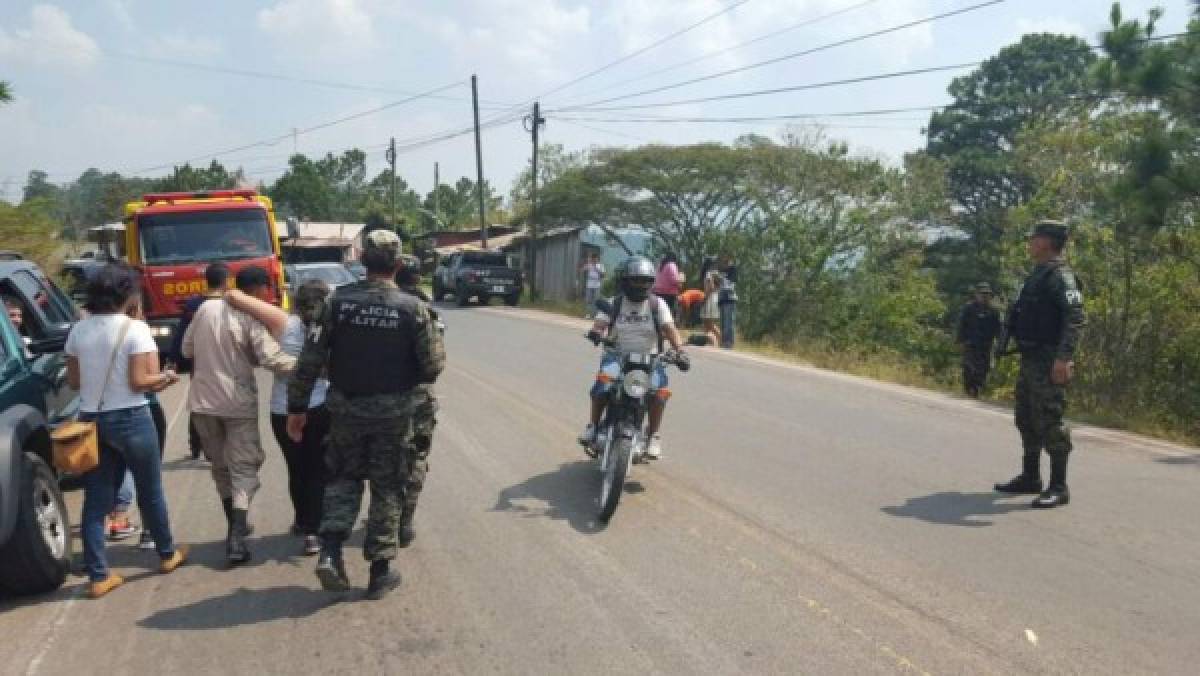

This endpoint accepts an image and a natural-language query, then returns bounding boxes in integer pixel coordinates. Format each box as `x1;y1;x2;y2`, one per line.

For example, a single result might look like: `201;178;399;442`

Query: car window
462;252;509;266
34;270;77;322
14;271;74;327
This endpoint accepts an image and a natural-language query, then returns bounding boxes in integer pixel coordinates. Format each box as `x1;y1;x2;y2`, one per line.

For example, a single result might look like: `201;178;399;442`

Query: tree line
7;149;506;249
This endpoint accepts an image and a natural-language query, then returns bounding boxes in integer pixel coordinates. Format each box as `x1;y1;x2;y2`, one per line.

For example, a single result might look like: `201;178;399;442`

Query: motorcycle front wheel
598;433;633;523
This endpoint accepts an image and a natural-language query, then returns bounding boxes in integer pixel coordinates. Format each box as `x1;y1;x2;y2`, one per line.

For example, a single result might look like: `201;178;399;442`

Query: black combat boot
994;451;1043;494
1032;454;1070;508
226;508;251;565
365;560;401;601
398;506;416;548
221;498;234;528
315;539;350;592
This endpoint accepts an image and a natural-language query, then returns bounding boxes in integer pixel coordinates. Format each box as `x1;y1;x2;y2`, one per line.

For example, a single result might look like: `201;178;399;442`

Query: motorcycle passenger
580;256;688;460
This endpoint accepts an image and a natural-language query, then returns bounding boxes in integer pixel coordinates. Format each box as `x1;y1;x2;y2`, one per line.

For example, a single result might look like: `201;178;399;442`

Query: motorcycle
581;299;689;523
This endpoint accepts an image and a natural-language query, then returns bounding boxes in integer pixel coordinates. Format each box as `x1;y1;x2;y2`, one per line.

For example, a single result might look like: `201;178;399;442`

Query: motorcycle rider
579;256;688;459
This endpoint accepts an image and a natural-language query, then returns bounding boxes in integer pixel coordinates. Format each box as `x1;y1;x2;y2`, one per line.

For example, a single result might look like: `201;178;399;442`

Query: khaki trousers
192;414;265;511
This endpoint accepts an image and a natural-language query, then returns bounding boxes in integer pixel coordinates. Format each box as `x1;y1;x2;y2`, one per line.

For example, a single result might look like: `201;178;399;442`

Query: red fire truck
123;190;289;352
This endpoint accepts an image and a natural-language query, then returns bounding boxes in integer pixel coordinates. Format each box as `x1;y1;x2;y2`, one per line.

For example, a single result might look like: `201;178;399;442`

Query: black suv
0;260;78;596
432;251;523;307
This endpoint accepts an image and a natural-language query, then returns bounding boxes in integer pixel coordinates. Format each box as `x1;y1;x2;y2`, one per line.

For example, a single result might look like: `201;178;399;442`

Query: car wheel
0;452;71;596
456;286;471;307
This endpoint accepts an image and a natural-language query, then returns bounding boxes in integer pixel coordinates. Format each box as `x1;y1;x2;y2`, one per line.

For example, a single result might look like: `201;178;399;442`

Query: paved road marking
1025;628;1039;646
24;388;190;676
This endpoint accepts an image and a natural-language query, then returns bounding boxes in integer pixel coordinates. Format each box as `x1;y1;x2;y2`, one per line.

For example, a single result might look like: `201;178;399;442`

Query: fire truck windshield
138;209;273;264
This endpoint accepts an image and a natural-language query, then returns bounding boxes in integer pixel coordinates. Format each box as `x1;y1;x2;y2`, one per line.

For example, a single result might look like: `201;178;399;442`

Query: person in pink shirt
652;252;684;315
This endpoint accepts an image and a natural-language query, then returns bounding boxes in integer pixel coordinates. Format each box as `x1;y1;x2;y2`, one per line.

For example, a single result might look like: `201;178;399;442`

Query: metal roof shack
281;221;367;263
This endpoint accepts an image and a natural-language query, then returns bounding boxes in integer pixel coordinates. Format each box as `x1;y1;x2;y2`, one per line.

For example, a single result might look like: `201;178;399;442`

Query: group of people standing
581;251;739;350
66;228;444;601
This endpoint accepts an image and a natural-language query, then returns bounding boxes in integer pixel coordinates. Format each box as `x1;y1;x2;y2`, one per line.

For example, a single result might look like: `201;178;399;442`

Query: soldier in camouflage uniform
956;282;1001;398
288;230;445;599
994;221;1085;509
395;259;439;547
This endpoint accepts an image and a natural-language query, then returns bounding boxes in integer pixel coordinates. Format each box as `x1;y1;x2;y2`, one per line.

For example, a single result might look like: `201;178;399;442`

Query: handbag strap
96;317;133;412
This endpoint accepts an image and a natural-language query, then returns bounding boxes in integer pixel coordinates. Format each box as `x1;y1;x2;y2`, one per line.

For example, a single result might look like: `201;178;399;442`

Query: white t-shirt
584;263;606;290
65;314;159;413
270;316;329;415
595;296;674;354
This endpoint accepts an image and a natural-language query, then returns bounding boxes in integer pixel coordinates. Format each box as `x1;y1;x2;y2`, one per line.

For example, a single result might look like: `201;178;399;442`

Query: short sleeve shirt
595;296;674;354
65;314;158;413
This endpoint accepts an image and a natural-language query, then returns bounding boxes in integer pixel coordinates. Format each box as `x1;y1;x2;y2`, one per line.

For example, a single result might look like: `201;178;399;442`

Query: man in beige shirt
182;265;295;565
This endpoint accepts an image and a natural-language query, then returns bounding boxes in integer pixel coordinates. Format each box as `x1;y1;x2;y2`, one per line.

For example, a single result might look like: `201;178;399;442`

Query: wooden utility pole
471;75;488;248
524;102;546;299
386;137;397;233
433;162;439;229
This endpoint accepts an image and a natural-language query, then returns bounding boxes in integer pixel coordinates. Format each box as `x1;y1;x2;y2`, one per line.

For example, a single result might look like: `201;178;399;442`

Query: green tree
924;33;1097;290
0;81;12;104
153;160;241;193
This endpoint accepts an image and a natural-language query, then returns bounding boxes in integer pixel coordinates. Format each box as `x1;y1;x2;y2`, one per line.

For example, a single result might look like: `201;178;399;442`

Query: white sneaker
644;435;663;460
578;424;597;447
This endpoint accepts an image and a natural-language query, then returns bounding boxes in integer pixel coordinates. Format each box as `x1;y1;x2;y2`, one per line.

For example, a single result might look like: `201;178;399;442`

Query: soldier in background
395;258;440;548
288;230;445;600
956;282;1001;398
994;221;1085;509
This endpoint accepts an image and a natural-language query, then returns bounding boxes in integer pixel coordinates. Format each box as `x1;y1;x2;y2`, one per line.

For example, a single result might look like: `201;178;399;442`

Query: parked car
285;262;358;292
432;251;523;307
0;260;79;596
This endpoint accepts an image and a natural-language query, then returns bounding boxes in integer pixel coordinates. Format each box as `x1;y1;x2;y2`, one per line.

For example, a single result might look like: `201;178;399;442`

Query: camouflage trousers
961;347;992;395
1014;351;1072;459
404;386;438;514
320;402;416;562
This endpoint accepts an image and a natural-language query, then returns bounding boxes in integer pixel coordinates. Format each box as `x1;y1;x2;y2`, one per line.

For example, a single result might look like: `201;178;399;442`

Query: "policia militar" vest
327;284;423;396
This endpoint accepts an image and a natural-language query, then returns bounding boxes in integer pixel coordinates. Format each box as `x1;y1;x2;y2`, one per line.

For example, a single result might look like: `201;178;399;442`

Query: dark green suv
0;260;79;596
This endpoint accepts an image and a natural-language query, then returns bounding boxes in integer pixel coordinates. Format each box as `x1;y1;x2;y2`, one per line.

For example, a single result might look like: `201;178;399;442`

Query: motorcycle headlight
623;370;650;399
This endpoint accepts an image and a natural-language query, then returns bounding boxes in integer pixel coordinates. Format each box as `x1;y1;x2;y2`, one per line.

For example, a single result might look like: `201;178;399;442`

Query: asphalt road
3;304;1199;675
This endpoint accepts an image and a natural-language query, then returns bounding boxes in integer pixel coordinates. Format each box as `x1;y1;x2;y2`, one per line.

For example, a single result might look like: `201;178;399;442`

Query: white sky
0;0;1192;204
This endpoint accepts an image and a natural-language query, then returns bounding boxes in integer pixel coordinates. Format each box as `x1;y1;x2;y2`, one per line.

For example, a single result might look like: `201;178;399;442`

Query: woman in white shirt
65;264;187;599
268;280;332;556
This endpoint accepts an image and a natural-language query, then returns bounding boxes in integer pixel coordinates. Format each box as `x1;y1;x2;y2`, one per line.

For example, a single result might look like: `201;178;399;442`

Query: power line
478;0;756;130
550;105;946;124
555;62;978;113
130;80;468;175
580;0;882;98
555;118;652;143
556;0;1006;111
536;0;756;102
552;31;1199;115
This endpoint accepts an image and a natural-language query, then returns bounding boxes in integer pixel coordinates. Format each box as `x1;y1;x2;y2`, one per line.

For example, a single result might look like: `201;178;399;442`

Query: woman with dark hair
65;264;187;598
652;252;684;315
261;279;333;556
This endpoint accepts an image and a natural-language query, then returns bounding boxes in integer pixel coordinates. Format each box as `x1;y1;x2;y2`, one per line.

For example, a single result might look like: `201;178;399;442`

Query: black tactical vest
1012;261;1067;347
327;283;421;396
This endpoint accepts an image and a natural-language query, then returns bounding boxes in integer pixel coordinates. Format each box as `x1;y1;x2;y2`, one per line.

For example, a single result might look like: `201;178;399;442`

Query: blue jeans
114;395;166;512
80;405;177;581
719;302;737;349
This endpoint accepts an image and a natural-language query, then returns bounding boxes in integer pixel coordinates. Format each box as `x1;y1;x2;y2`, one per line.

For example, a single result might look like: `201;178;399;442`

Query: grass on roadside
517;295;1200;446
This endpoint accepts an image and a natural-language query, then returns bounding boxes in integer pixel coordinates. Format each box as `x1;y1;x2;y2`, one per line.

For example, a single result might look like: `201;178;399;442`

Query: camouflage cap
362;228;403;269
1027;219;1069;242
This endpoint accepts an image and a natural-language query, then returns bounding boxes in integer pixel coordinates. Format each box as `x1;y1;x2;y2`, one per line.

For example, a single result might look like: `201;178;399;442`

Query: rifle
994;299;1018;359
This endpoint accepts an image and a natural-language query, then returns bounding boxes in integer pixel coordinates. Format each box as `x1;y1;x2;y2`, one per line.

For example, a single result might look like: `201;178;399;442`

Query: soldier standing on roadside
994;221;1085;509
288;230;445;599
395;259;440;547
956;282;1001;398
